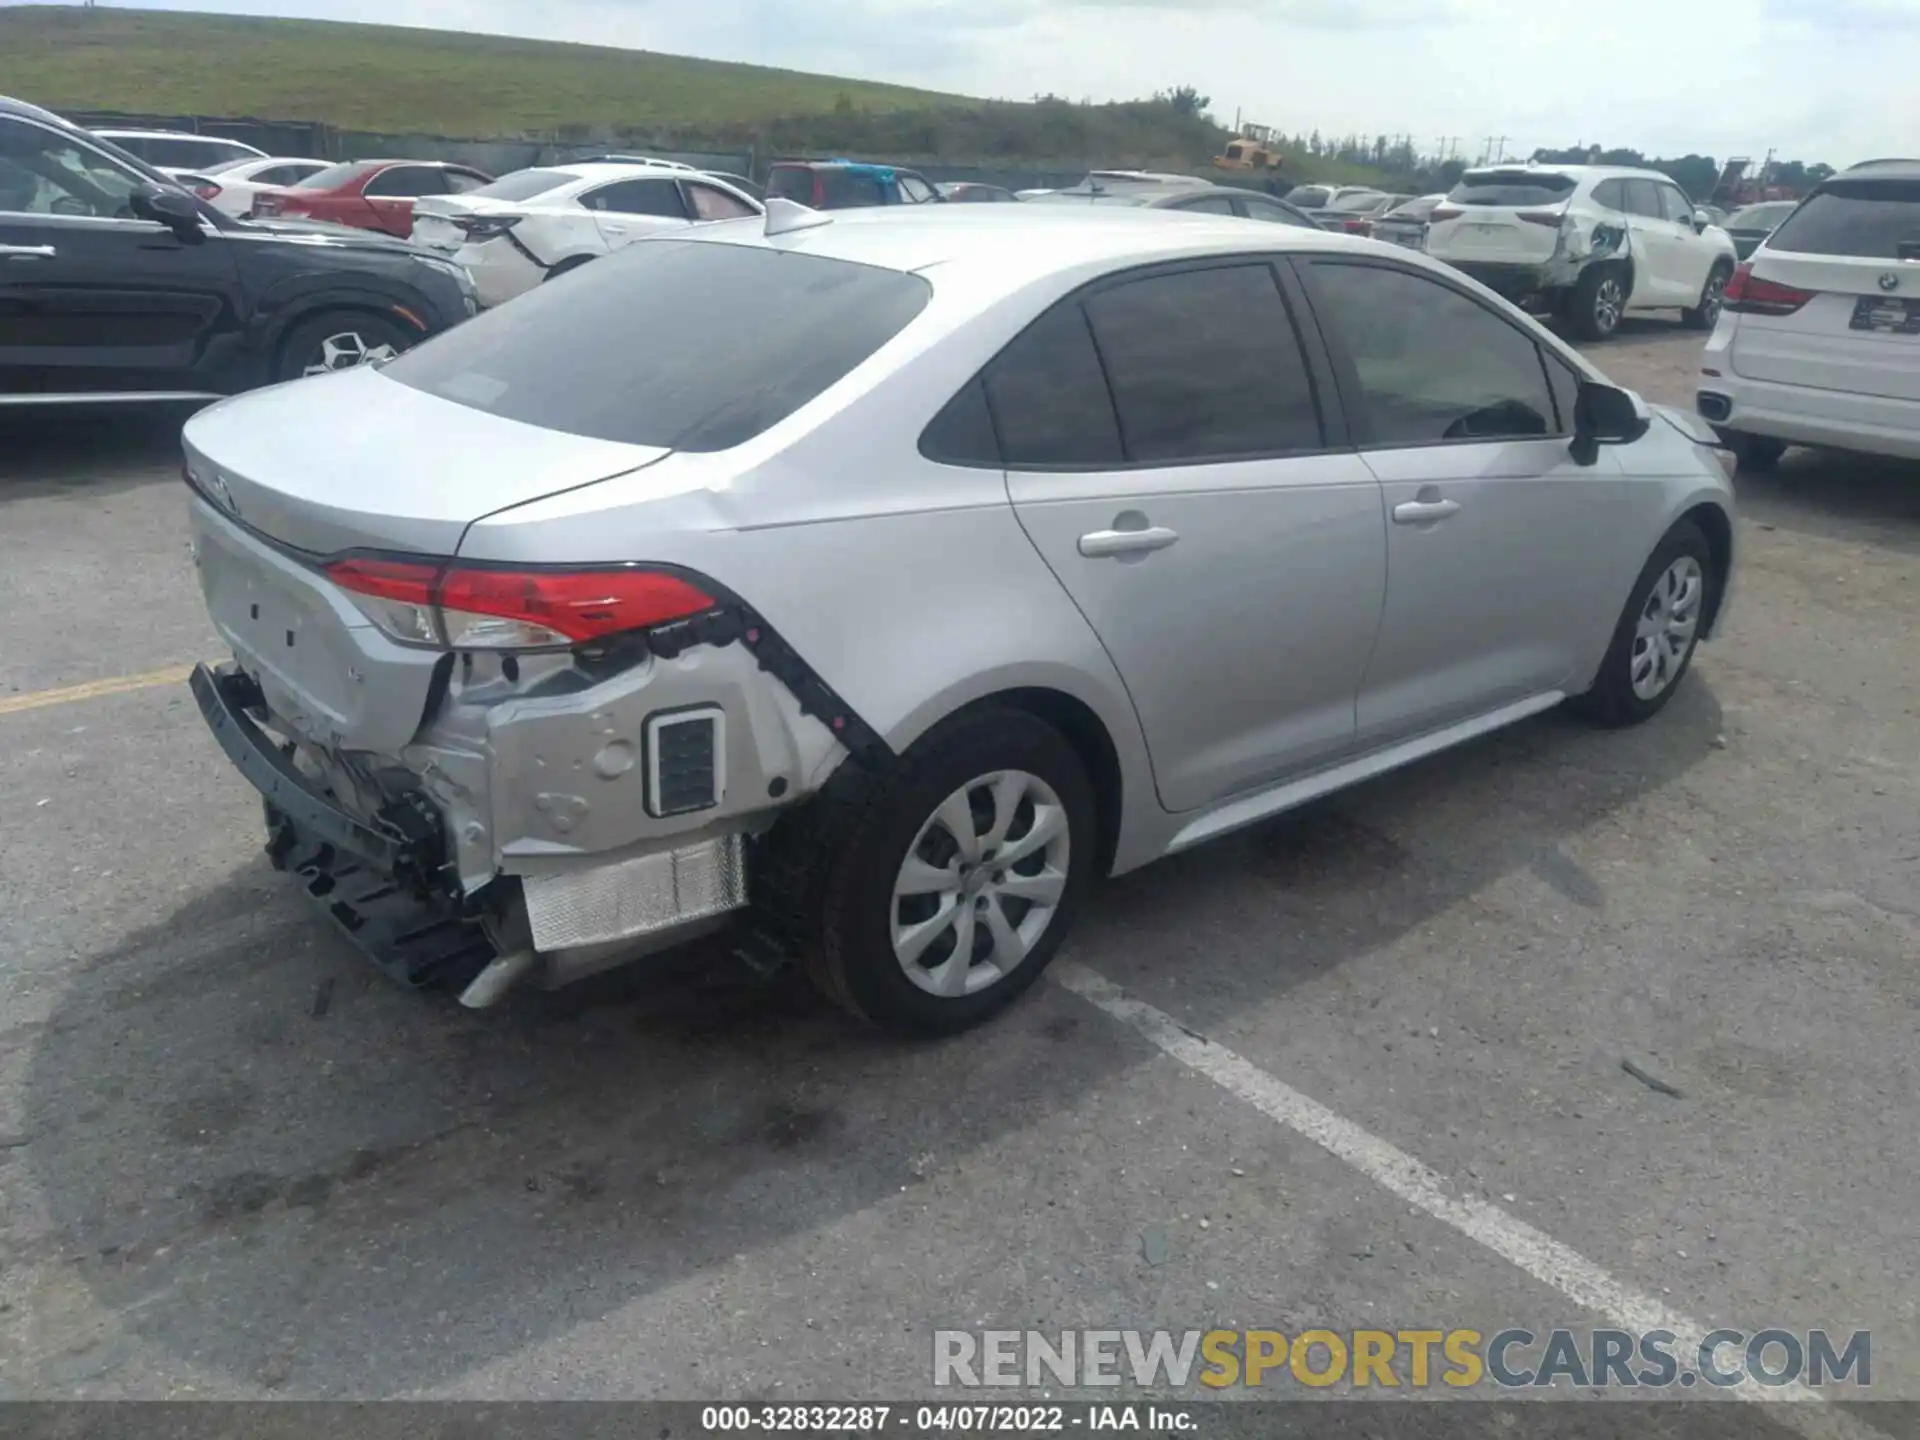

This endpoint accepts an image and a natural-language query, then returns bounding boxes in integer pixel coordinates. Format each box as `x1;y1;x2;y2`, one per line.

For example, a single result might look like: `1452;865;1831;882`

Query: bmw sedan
181;201;1736;1035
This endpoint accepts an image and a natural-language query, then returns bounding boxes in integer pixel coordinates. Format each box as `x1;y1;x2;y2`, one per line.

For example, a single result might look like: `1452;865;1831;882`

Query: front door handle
1078;525;1179;558
1392;498;1461;525
0;244;57;259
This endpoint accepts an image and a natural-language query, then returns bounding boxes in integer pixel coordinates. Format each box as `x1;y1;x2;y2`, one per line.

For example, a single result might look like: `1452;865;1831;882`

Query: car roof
92;127;255;142
1837;158;1920;179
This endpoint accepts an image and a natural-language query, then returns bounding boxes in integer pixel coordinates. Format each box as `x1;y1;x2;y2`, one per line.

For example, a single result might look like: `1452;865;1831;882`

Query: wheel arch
1680;500;1735;638
268;298;431;380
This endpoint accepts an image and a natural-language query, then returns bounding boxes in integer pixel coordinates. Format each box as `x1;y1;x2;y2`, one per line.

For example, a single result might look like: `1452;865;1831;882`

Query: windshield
465;168;576;202
1448;170;1579;207
1765;181;1920;258
296;161;381;190
1727;201;1797;230
383;240;931;451
1288;186;1330;208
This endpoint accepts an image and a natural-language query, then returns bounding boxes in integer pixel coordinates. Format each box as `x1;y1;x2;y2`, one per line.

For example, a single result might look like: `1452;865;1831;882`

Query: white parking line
1055;962;1887;1438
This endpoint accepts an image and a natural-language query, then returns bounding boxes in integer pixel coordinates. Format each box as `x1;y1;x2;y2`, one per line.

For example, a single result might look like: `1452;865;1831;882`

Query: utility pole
1484;135;1510;163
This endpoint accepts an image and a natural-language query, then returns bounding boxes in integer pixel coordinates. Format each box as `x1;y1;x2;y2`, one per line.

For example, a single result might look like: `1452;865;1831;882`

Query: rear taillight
1342;217;1372;234
253;194;284;215
454;214;521;239
1517;208;1565;226
324;557;717;650
1722;262;1814;316
1428;203;1464;221
194;181;223;201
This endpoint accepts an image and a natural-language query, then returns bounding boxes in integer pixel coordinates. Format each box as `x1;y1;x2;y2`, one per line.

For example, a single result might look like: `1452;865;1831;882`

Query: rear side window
765;166;814;203
583;177;686;216
1767;180;1920;258
683;182;754;220
1591;180;1626;212
1307;261;1558;445
384;241;931;451
982;302;1123;467
1173;194;1238;215
1083;264;1323;463
1239;195;1315;226
297;161;381;190
364;166;447;198
1448;171;1578;207
468;169;574;202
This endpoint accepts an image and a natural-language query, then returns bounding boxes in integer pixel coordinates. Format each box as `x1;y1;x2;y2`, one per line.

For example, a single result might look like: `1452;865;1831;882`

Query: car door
361;163;447;235
1295;256;1631;748
995;259;1387;812
1655;180;1715;300
1620;178;1688;305
0;114;245;399
579;176;690;249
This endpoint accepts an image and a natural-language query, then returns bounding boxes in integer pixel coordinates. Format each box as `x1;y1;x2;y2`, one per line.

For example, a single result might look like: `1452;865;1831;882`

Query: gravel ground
1;318;1915;1424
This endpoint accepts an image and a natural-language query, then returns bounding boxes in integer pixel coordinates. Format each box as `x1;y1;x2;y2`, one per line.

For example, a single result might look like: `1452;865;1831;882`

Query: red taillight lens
437;566;717;648
1722;262;1814;316
194;182;222;201
1517;208;1565;226
1428;203;1464;221
1342;217;1372;234
324;557;717;649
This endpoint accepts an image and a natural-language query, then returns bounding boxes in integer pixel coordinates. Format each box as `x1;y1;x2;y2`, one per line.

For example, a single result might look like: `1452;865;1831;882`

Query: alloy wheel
890;770;1071;999
302;331;398;377
1702;273;1727;326
1630;556;1704;700
1593;277;1624;335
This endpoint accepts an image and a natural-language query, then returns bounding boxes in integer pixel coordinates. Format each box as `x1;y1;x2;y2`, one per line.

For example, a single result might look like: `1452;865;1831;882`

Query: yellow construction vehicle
1214;123;1285;173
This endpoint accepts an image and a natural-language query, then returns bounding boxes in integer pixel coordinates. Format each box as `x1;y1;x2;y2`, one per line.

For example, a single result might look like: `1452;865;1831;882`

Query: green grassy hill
0;5;967;135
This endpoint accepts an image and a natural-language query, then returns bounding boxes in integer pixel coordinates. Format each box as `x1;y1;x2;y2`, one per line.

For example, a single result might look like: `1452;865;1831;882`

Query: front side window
1658;185;1697;224
1307;261;1557;445
467;169;574;202
0;119;141;219
898;175;936;203
1082;263;1323;463
1238;195;1314;226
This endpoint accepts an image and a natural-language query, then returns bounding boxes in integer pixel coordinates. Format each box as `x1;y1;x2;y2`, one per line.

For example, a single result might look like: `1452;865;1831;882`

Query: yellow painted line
0;663;196;718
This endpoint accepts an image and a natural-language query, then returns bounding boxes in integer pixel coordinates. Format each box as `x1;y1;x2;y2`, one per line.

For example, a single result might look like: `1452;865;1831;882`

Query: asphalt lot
1;318;1917;1423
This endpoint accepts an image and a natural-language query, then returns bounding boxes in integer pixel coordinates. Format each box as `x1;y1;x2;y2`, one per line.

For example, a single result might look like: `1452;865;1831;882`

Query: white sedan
171;156;334;218
409;162;763;308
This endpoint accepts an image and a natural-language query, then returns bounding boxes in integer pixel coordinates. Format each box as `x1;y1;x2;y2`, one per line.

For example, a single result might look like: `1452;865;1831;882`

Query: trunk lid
182;366;671;557
1730;175;1920;402
1425;168;1579;267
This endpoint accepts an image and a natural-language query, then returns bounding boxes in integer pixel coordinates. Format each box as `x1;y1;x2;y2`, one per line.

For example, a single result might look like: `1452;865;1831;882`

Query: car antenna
763;197;833;237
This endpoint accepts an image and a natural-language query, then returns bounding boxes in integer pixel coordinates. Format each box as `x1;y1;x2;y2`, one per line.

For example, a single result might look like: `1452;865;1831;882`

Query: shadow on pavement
18;668;1722;1394
0;406;202;500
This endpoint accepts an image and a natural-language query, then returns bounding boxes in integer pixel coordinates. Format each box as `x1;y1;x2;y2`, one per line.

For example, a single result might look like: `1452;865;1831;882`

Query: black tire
1567;520;1715;728
1713;428;1787;470
276;310;414;383
754;707;1097;1037
1570;263;1627;341
1683;262;1733;330
543;255;594;282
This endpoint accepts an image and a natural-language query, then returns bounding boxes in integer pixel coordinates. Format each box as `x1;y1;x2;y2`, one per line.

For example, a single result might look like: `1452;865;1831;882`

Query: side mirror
1693;211;1710;232
1569;380;1650;466
129;181;206;243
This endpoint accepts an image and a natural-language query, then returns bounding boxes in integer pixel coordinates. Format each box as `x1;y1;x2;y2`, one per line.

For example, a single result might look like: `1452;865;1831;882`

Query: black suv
0;96;475;404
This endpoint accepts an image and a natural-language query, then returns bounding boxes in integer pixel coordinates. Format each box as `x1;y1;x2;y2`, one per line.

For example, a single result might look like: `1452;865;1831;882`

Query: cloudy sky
44;0;1920;163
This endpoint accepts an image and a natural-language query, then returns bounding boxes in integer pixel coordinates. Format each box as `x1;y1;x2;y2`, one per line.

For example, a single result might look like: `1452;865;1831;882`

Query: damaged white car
1424;165;1738;340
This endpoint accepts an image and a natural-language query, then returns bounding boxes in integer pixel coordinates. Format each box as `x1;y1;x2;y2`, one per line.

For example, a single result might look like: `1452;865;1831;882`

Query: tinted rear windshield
297;161;381;190
382;240;932;451
1447;171;1579;207
1328;191;1388;212
1765;181;1920;258
466;168;575;201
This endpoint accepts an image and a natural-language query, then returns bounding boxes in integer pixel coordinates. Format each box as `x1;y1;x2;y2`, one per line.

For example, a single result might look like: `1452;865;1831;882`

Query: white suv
1425;165;1737;340
1698;161;1920;466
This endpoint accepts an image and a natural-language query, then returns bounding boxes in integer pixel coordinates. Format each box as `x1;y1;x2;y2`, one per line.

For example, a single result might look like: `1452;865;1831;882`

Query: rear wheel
277;311;413;382
1684;262;1732;329
1568;520;1714;727
1570;263;1627;341
758;707;1096;1036
1713;428;1787;470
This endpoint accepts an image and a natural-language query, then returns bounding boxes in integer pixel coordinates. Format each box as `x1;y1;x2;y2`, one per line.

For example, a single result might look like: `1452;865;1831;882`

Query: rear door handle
1078;525;1179;558
1392;499;1461;525
0;244;56;259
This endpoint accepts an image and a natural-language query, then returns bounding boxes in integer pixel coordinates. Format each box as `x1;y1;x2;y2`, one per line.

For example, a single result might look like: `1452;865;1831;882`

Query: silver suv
182;203;1736;1034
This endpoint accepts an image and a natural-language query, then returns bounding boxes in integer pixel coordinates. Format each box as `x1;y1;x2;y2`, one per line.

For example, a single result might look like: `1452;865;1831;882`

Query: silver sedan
181;200;1735;1034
